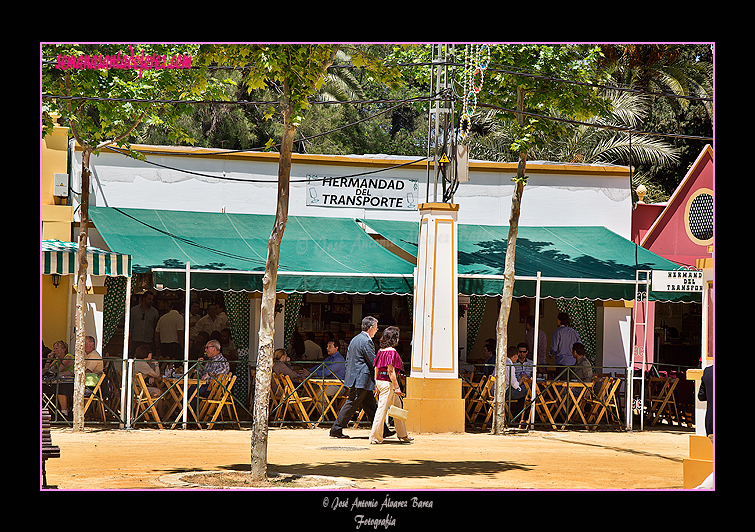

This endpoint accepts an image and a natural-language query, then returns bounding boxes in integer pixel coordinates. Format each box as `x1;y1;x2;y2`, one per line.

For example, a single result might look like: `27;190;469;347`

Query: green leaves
42;43;225;153
480;44;611;154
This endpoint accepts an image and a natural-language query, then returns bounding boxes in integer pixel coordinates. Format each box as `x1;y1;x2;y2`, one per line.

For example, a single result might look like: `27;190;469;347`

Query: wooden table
303;378;346;425
159;376;202;428
548;380;593;429
42;375;74;422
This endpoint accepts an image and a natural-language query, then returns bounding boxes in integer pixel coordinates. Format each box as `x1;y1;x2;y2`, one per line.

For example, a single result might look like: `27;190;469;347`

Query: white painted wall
600;305;633;375
74;149;632;238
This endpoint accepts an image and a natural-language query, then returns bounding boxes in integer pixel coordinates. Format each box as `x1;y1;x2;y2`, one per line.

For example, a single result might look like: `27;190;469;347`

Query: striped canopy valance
42;240;132;277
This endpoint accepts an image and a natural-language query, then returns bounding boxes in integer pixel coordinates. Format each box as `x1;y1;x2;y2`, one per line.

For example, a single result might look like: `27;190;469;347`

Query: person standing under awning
130;291;159;357
549;312;581;366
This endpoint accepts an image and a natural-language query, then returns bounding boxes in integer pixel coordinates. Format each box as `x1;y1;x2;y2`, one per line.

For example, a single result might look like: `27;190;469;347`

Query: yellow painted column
683;435;713;488
404;203;465;433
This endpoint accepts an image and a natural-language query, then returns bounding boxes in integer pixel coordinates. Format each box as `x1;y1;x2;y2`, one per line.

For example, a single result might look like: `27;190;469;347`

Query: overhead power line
42;53;713;105
475;101;713;142
477;62;714;104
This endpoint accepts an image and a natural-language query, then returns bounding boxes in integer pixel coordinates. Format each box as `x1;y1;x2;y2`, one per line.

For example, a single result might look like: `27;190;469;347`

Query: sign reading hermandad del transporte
651;270;704;292
306;175;419;210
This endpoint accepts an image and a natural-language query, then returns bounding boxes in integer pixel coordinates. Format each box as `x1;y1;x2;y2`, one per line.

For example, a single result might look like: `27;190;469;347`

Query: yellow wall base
683;435;713;489
403;377;465;433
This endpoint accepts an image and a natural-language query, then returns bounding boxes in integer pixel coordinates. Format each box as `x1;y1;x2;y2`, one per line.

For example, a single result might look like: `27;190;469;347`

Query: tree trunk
72;149;91;432
251;92;295;481
493;86;528;435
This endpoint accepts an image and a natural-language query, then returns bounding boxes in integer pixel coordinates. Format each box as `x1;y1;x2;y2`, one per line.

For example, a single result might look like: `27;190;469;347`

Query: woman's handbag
387;396;409;421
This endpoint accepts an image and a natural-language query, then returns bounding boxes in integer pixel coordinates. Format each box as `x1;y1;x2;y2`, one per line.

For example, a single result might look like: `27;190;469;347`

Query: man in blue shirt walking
329;316;394;439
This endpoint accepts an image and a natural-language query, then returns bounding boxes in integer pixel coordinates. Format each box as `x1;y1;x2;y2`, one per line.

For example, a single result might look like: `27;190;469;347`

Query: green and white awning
88;207;413;294
42;239;132;277
360;219;699;302
82;206;698;302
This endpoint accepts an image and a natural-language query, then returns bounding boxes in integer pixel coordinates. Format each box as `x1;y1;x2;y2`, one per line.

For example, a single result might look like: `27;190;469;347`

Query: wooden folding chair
305;379;347;426
268;373;283;414
522;377;558;430
273;374;314;428
603;377;623;426
199;374;240;429
133;373;163;429
585;376;622;429
350;408;368;428
463;374;487;423
646;377;680;426
583;376;608;423
481;378;536;430
83;372;107;421
197;374;229;420
480;377;525;431
103;360;122;416
467;376;494;427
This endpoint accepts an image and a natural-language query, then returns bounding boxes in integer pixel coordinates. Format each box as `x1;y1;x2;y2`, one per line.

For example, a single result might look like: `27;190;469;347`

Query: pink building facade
631;145;714;369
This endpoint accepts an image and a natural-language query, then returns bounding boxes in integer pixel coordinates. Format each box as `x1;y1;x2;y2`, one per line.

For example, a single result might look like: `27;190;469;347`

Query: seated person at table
83;335;104;396
272;348;309;396
43;340;73;375
133;344;165;417
311;340;347;397
505;346;528;417
287;331;306;361
303;331;323;361
134;344;161;392
515;342;534;380
194;339;230;398
273;348;309;380
480;338;496;376
571;343;593;382
189;331;210;360
42;340;74;418
83;335;104;376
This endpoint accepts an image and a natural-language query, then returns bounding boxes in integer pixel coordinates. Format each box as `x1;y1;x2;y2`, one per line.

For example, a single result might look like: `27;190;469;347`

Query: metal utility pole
426;44;458;204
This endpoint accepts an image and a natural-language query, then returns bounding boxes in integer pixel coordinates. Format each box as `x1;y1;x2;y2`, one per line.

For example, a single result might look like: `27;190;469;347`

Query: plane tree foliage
42;43;229;432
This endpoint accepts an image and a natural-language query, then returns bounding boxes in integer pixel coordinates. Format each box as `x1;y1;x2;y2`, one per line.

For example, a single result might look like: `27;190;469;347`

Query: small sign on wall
306;175;419;210
651;270;704;292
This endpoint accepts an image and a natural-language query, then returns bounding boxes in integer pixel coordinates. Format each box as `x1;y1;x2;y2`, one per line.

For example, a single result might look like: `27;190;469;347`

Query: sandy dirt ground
42;424;697;491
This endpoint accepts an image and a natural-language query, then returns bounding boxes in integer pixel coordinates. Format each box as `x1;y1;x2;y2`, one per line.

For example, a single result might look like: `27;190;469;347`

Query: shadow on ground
219;458;532;482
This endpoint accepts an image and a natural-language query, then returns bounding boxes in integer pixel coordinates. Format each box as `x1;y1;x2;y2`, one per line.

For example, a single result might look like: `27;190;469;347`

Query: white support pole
125;358;134;429
627;270;651;431
182;262;190;427
639;272;649;431
529;271;542;426
627;276;638;431
120;275;132;427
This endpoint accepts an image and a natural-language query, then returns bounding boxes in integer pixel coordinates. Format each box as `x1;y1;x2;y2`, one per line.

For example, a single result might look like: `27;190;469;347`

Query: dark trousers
507;387;528;418
331;387;377;434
